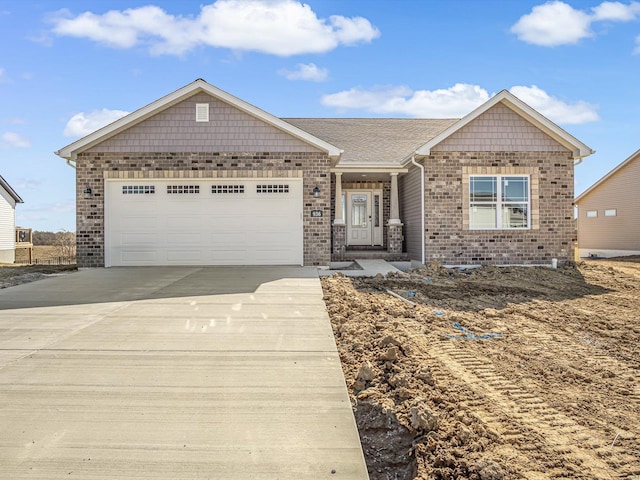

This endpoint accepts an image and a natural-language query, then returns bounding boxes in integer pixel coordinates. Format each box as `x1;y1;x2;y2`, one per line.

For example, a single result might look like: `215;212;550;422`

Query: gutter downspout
65;159;76;169
410;155;425;265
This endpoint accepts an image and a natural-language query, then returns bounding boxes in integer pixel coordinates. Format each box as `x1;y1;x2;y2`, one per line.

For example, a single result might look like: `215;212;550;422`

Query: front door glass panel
351;194;368;227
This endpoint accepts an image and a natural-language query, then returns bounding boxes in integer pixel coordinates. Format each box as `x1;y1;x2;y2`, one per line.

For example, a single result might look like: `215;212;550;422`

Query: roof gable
0;174;23;203
56;79;342;159
575;148;640;203
414;90;594;159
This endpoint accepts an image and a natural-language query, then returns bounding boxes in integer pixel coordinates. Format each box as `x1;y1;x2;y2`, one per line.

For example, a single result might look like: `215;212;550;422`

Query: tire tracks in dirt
419;336;639;479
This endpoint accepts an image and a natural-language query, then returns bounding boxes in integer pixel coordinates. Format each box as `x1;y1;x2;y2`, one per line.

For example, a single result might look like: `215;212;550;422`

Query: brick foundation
387;224;404;254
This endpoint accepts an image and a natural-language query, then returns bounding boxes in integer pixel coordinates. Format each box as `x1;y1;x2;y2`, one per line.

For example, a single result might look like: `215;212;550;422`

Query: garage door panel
166;250;202;262
121;233;158;245
121;250;158;262
106;179;303;266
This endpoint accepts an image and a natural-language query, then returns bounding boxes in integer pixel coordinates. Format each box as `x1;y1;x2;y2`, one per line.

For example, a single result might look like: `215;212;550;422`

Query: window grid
167;185;200;195
212;185;245;194
257;184;289;194
469;175;530;230
122;185;155;195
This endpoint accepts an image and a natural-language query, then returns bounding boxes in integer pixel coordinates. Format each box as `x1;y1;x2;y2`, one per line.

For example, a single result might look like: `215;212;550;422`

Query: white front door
346;192;372;246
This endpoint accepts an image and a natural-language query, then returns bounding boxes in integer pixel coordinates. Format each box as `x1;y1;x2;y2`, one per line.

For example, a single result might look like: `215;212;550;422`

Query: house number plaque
311;210;323;217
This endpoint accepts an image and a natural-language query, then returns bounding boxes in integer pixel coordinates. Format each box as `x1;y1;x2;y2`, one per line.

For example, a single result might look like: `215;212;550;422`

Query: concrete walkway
0;267;368;479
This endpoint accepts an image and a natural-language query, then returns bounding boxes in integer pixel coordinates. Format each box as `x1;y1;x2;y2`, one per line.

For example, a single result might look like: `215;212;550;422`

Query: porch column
332;172;346;260
334;172;344;224
389;172;401;224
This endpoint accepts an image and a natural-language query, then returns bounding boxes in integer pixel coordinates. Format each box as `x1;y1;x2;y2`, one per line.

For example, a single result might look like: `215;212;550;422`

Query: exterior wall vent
196;103;209;122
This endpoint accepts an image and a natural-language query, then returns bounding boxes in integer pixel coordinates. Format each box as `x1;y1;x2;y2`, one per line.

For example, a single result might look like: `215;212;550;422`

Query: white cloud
321;83;599;125
511;1;640;47
321;84;490;118
509;85;599;124
511;1;592;46
279;63;328;82
63;109;130;137
50;0;380;56
1;132;31;148
13;179;41;191
592;1;640;21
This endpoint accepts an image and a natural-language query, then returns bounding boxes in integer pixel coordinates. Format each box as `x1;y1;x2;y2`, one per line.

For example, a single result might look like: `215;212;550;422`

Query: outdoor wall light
83;187;92;199
313;186;320;198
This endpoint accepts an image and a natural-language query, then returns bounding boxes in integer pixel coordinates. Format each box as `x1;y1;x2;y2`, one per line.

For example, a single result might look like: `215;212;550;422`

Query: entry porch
331;167;409;262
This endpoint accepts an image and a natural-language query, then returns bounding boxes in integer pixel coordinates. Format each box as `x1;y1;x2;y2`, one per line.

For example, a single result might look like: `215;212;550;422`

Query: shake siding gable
86;93;322;154
432;104;569;153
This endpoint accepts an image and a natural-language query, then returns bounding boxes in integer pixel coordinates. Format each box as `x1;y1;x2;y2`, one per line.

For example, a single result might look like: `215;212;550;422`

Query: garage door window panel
257;184;289;194
212;184;245;194
167;185;200;194
122;185;155;195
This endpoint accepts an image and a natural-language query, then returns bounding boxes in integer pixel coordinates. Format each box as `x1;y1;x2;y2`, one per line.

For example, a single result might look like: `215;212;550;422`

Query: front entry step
354;259;402;276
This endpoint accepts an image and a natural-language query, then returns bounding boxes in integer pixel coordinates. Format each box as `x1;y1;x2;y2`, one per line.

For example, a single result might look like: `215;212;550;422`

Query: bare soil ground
3;246;77;288
321;258;640;480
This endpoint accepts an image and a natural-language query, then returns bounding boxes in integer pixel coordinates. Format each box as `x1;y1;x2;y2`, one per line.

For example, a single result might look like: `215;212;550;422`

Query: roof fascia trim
0;174;24;203
575;148;640;203
55;79;343;159
414;90;594;159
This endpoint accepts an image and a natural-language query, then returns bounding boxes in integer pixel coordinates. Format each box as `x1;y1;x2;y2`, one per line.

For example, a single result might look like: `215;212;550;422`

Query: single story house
575;148;640;258
56;79;593;268
0;174;24;264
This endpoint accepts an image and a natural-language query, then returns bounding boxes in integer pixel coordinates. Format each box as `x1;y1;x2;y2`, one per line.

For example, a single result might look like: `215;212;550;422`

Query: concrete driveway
0;267;368;479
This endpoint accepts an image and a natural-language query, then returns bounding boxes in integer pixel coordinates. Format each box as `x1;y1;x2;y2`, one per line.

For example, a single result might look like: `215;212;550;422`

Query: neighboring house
0;175;24;264
55;79;593;268
575;149;640;258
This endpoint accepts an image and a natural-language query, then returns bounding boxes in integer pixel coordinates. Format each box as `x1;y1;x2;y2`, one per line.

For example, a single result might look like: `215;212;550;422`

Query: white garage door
105;179;303;266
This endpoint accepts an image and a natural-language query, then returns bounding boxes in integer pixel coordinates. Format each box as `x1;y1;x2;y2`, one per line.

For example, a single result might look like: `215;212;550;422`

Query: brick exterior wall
76;151;331;268
422;151;575;265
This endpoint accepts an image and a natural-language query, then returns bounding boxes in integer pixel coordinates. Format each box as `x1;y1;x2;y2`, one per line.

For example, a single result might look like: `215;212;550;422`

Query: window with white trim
469;175;530;229
257;184;289;194
167;185;200;194
122;185;155;195
586;210;597;218
212;184;244;194
604;209;617;217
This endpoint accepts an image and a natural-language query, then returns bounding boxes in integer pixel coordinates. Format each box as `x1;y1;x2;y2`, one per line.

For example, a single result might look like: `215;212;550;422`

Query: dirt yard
321;258;640;480
0;264;77;289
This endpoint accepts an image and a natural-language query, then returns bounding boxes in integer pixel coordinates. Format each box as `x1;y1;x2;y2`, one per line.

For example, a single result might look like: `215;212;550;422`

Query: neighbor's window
586;210;598;218
604;209;617;217
469;175;529;229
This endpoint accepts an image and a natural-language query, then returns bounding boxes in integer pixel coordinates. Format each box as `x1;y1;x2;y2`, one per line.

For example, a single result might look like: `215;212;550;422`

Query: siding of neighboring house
424;104;574;265
76;94;331;268
0;187;17;263
399;163;423;263
577;153;640;257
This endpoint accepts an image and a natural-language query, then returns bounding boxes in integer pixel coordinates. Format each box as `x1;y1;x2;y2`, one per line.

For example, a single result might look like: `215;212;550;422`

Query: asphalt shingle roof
282;118;459;164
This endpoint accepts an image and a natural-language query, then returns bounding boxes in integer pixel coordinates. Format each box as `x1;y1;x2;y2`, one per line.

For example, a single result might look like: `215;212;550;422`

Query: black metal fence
15;257;76;266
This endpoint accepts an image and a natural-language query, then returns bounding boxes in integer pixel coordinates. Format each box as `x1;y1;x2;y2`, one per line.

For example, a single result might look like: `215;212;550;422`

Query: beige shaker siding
86;93;322;154
432;104;570;153
75;151;332;268
399;164;423;263
577;154;640;253
422;151;574;265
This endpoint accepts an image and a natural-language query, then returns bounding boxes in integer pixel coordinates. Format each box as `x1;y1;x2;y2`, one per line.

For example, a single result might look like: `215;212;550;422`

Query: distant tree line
33;230;75;246
32;230;76;258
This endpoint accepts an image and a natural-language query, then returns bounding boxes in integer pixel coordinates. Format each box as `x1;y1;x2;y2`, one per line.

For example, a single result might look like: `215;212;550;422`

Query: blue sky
1;0;639;232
